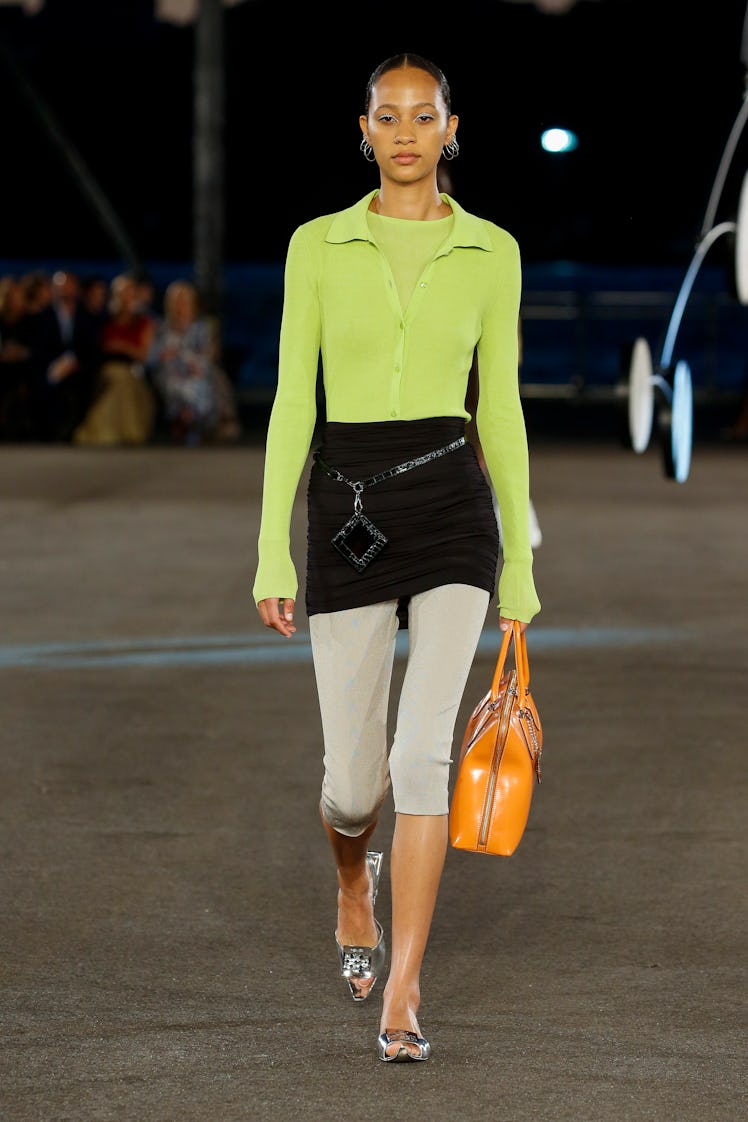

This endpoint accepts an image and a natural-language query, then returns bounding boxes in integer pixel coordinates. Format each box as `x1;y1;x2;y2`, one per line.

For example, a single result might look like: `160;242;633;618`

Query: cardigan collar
325;189;493;253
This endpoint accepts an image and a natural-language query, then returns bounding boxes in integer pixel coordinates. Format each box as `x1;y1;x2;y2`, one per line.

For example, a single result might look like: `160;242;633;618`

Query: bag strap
490;620;530;702
515;620;530;698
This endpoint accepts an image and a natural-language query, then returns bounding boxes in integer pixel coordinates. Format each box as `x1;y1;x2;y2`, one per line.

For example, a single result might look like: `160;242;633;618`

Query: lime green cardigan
252;190;541;623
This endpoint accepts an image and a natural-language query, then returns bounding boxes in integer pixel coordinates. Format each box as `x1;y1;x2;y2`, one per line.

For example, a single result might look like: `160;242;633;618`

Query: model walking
253;52;541;1062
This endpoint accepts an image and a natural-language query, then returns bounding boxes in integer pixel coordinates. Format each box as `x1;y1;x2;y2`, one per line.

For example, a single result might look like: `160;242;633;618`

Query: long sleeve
252;226;320;604
475;236;540;623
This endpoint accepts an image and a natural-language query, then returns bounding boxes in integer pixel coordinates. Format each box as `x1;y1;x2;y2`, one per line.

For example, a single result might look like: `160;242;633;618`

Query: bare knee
320;794;382;838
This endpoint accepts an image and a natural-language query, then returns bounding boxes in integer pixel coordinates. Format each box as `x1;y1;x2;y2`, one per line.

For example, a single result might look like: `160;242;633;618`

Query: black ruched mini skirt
306;417;499;628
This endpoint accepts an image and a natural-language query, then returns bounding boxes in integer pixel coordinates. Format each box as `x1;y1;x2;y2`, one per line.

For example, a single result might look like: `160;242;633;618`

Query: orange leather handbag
449;620;543;856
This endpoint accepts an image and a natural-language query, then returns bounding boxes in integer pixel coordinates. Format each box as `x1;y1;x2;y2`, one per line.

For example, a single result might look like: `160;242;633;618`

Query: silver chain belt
313;436;466;514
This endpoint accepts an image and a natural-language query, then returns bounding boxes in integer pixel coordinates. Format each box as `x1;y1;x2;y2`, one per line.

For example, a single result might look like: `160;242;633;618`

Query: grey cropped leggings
309;583;490;837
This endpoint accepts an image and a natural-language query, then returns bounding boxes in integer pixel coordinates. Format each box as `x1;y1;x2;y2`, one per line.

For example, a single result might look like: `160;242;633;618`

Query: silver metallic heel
366;850;383;904
377;1030;431;1062
335;850;385;1001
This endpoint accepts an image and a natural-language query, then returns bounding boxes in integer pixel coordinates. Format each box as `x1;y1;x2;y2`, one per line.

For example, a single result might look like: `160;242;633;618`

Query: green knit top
366;208;452;311
252;190;541;623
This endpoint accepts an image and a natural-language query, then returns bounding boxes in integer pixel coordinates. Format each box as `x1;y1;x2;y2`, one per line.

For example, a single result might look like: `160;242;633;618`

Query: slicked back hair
364;54;452;116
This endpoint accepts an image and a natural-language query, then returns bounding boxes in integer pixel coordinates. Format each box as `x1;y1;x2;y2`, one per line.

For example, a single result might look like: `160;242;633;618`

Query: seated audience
0;275;35;440
28;270;103;441
20;270;53;316
73;272;156;446
148;278;241;445
79;274;110;329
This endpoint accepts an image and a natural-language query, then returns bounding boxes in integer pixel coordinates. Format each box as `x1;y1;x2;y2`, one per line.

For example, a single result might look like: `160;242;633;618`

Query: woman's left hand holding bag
499;616;528;635
258;597;297;637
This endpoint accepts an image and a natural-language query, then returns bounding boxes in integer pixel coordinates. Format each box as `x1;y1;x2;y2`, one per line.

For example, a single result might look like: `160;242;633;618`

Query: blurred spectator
0;275;35;440
131;269;157;319
20;270;53;316
78;274;109;386
28;270;103;441
73;273;156;446
148;278;241;445
79;273;110;328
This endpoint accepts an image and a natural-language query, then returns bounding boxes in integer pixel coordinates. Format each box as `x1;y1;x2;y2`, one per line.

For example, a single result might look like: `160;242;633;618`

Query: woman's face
169;286;196;323
111;277;137;314
360;66;457;186
1;279;25;319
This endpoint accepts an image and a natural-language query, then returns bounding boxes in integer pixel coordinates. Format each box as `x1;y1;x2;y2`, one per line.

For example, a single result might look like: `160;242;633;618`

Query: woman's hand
258;597;296;637
499;616;528;634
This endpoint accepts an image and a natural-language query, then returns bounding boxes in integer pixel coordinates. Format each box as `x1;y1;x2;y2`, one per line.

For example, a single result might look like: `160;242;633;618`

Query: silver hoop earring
360;138;376;163
443;138;460;161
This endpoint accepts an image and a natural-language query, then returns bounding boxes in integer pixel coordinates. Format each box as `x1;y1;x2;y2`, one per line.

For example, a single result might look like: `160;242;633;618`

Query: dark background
1;0;747;269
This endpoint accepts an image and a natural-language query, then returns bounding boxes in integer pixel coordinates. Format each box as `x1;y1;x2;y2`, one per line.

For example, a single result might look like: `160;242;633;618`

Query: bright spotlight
541;127;578;153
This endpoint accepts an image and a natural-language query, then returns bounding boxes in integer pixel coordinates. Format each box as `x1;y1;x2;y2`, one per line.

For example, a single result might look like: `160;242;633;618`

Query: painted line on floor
0;626;687;670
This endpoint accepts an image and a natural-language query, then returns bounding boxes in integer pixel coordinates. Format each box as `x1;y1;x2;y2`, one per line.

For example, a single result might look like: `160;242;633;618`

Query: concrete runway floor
0;435;746;1121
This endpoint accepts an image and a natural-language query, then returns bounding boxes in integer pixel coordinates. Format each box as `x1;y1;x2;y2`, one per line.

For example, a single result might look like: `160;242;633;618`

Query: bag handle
490;620;530;702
